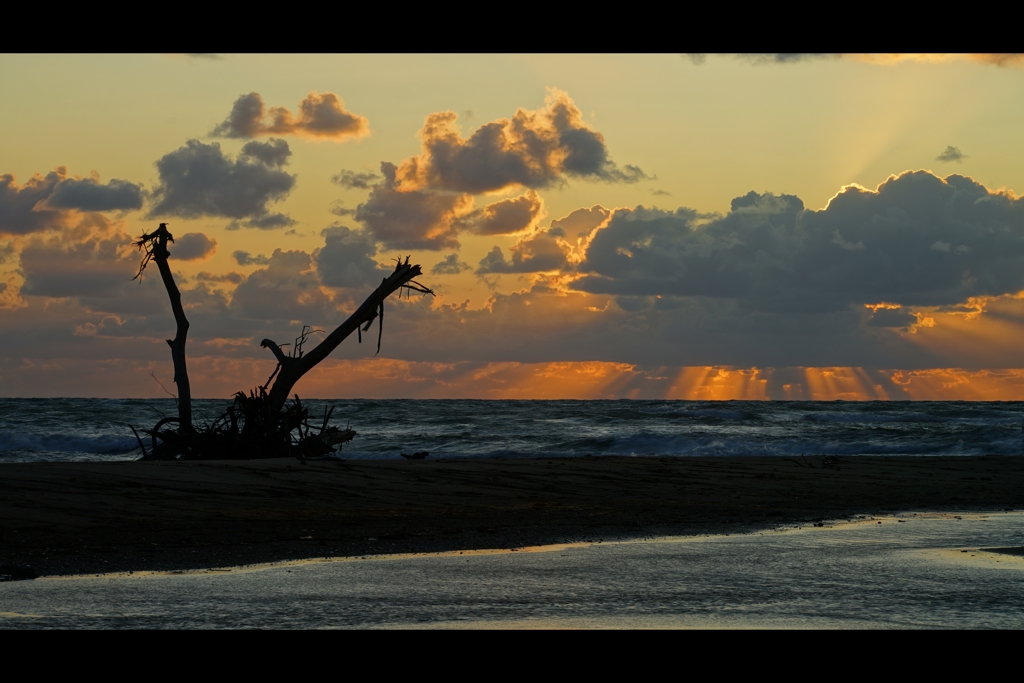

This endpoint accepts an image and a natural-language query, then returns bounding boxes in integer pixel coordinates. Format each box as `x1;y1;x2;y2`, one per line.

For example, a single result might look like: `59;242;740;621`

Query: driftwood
132;223;432;460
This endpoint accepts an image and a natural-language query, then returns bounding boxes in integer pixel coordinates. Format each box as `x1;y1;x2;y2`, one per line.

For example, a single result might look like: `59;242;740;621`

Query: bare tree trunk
135;224;193;435
260;259;430;415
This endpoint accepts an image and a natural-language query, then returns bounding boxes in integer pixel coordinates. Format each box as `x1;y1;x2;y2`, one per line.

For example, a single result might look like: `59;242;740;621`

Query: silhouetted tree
131;223;432;460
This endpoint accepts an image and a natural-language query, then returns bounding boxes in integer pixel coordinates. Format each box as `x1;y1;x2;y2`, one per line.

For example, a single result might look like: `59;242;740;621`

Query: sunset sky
3;53;1024;400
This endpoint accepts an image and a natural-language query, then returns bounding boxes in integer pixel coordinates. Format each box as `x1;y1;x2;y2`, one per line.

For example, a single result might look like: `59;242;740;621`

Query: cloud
233;250;270;266
849;54;1024;67
227;212;295;231
2;167;149;237
689;54;1024;69
432;253;471;275
574;171;1024;314
19;221;137;299
148;139;296;227
476;229;569;274
342;92;641;250
686;54;839;66
741;54;839;64
213;91;369;141
229;248;336;324
865;306;916;328
170;232;217;261
1;170;64;235
332;169;381;190
314;225;382;288
392;89;648;194
550;205;611;240
353;162;472;250
936;145;966;163
195;271;244;284
240;139;291;167
45;177;145;212
463;190;544;235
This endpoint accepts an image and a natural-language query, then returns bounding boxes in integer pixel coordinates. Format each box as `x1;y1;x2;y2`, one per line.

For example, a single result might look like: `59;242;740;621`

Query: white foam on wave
0;431;139;454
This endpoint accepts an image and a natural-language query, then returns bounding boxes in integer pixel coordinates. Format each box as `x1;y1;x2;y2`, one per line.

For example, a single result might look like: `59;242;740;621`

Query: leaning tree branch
134;223;193;434
260;339;290;365
262;257;433;414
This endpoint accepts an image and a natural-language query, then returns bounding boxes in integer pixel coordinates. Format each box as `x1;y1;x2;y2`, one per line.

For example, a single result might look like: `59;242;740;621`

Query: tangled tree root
135;392;354;461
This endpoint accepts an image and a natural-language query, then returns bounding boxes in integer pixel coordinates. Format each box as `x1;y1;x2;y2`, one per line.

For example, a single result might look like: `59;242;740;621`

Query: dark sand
1;455;1022;578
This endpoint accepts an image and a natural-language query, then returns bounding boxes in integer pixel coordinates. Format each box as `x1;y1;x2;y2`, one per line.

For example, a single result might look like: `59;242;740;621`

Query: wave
640;406;756;420
0;432;139;454
802;412;947;424
340;428;1020;459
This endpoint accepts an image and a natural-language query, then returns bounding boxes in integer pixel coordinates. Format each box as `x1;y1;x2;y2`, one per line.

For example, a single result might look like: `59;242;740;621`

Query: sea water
1;398;1021;463
3;512;1022;628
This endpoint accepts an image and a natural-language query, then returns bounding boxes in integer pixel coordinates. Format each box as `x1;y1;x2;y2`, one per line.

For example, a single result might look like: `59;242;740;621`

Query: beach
2;454;1021;578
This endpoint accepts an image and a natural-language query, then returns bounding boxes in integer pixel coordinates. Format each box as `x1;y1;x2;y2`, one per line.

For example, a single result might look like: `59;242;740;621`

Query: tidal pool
3;512;1022;628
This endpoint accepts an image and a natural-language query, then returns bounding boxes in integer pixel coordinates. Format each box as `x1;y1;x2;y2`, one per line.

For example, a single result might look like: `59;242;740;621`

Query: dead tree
133;223;432;460
134;223;193;435
259;256;431;415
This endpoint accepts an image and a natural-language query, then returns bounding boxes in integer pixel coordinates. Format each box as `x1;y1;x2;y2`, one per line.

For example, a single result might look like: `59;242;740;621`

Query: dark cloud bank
574;171;1024;315
1;168;144;235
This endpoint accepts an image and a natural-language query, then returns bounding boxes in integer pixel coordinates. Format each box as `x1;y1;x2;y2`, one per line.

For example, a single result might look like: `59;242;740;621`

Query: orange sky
2;55;1024;399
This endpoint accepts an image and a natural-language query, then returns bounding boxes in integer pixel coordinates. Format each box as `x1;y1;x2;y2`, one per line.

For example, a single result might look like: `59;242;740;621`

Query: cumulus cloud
341;92;642;250
240;139;291;167
213;91;369;141
149;139;295;228
233;250;270;266
392;89;648;194
462;190;544;235
332;169;380;190
0;170;64;235
170;232;217;261
1;168;149;236
936;145;966;162
432;253;471;275
574;171;1024;314
354;162;472;250
476;229;569;274
314;225;382;288
550;205;611;240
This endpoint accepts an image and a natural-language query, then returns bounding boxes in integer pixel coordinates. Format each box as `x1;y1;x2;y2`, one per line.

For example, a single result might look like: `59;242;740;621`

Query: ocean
0;398;1021;463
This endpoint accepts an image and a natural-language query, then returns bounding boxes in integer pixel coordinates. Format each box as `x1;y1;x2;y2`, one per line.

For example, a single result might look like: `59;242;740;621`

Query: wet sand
1;455;1021;577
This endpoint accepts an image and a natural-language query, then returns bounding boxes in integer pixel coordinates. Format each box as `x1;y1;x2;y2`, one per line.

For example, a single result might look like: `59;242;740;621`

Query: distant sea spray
0;398;1020;463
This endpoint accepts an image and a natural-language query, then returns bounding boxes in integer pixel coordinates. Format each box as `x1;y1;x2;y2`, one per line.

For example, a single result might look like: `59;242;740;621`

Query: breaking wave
0;431;139;455
0;398;1020;462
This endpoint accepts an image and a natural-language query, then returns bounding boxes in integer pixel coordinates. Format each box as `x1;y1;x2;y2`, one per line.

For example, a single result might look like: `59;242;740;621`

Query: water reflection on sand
3;512;1023;629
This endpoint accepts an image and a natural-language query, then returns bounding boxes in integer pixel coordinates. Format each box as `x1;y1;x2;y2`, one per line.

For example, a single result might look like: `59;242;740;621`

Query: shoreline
2;455;1022;578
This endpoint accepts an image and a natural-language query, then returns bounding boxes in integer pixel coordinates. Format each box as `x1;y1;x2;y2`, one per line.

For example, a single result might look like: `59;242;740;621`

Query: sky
3;53;1024;400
